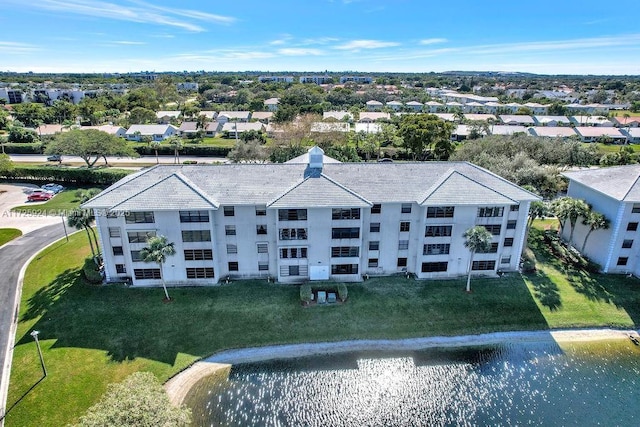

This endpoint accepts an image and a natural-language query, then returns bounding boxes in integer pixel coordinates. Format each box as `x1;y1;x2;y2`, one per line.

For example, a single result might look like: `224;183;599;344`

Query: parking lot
0;183;65;235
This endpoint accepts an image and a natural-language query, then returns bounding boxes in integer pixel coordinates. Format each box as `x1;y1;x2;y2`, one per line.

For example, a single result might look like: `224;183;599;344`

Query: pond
185;339;640;426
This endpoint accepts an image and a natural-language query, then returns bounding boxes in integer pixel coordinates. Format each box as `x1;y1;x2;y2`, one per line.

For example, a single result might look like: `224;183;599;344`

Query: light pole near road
29;330;47;377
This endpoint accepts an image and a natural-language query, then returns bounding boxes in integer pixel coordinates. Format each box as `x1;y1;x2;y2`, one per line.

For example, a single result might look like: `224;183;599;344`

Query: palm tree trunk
155;149;159;164
160;263;170;300
581;229;593;252
89;227;101;256
466;251;474;293
84;226;96;260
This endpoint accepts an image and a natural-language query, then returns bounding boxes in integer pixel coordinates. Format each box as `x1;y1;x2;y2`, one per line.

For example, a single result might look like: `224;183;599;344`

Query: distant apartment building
340;76;373;84
299;75;333;85
258;76;294;83
0;87;23;104
177;82;199;91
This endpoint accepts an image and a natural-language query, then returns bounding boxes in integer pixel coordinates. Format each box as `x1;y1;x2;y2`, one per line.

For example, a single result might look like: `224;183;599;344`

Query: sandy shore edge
165;328;640;406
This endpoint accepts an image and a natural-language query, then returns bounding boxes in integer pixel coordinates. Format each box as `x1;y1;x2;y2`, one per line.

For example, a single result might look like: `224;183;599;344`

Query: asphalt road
9;154;229;165
0;223;67;422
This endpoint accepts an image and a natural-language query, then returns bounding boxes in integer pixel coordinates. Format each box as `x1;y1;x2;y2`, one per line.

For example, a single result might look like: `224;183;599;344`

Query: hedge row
132;145;232;157
2;143;45;154
0;166;132;185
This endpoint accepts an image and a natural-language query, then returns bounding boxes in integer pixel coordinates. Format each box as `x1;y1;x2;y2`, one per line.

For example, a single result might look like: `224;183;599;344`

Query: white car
41;183;65;194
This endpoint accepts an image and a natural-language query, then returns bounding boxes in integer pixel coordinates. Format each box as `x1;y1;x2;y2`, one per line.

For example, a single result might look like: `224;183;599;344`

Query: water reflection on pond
186;340;640;426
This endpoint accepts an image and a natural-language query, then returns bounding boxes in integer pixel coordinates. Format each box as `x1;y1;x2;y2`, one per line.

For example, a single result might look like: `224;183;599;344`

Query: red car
27;189;54;202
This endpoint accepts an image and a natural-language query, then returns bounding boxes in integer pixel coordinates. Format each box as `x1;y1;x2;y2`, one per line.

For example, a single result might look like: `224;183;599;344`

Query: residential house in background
83;146;538;287
217;111;251;123
81;124;126;138
533;116;571;127
573;127;625;143
528;127;578;138
499;115;536;126
406;101;424;112
156;111;180;124
221;122;265;138
263;98;280;111
358;112;390;122
125;124;178;141
366;100;384;111
323;111;353;122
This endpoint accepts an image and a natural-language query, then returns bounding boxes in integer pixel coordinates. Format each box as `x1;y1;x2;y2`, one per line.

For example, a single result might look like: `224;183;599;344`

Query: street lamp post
30;330;47;377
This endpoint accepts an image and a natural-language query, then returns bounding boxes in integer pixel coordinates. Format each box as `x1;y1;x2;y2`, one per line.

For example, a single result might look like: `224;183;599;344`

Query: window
225;225;236;236
478;243;499;253
483;225;502;235
507;220;517;230
401;203;412;214
501;256;511;264
186;267;214;279
422;262;448;272
288;265;300;276
112;246;124;256
369;241;380;251
617;257;629;266
400;222;411;232
478;207;504;217
368;258;379;268
255;207;267;216
130;250;143;262
331;246;359;257
134;268;161;279
223;206;235;217
632;204;640;214
258;262;269;271
425;225;452;237
108;227;121;238
279;264;307;276
371;204;381;214
472;260;496;270
622;239;634;249
398;240;409;250
510;205;520;212
279;228;308;240
423;244;450;255
332;227;360;239
125;211;154;224
228;261;239;271
427;206;454;218
280;247;307;259
370;223;381;233
226;244;237;254
257;243;268;253
179;210;209;223
332;208;360;220
397;258;407;267
256;225;268;235
504;238;514;247
127;231;156;243
278;209;307;221
331;264;359;275
182;230;211;242
115;264;126;274
184;249;213;261
627;222;638;231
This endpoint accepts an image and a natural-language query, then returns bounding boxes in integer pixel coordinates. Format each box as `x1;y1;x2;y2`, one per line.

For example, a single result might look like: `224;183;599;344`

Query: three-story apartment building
83;147;538;286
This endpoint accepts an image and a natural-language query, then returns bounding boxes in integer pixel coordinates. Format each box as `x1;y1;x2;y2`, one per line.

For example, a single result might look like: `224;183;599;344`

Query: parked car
27;189;54;202
41;183;65;194
47;154;62;162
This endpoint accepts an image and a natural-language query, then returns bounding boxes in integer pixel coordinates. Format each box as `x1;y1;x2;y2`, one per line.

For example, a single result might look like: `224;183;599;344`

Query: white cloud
419;38;447;45
111;40;146;45
6;0;236;32
0;41;38;54
277;48;324;56
334;39;400;50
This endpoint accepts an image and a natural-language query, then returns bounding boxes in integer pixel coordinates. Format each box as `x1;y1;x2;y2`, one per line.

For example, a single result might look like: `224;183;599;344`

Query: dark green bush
0;165;132;185
337;283;348;301
132;145;231;157
83;257;104;283
2;143;44;154
300;283;313;304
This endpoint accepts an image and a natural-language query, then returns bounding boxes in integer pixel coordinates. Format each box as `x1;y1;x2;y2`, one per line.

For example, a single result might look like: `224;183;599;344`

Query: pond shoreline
165;327;640;406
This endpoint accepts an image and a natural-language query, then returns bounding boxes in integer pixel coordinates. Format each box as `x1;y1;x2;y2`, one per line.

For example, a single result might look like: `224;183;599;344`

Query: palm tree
463;226;493;293
150;140;161;164
167;137;183;164
581;211;610;252
525;200;549;247
139;235;176;301
565;198;590;247
67;208;99;263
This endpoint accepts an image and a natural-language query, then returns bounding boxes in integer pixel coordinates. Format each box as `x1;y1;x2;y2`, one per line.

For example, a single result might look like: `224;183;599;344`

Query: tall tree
167;137;183;164
550;196;589;246
139;235;176;301
46;129;136;168
581;211;610;252
398;113;454;160
463;226;493;293
0;153;14;172
68;208;99;263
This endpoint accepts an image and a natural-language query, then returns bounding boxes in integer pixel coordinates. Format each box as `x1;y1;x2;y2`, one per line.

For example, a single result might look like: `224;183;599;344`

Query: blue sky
1;0;639;75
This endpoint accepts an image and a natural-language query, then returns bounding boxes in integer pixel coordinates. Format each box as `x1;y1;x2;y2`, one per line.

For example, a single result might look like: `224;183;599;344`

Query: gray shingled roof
563;165;640;202
83;158;538;211
268;174;372;208
420;170;517;206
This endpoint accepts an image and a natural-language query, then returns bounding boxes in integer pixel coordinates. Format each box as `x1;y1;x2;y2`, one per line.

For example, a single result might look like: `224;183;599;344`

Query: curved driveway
0;222;67;423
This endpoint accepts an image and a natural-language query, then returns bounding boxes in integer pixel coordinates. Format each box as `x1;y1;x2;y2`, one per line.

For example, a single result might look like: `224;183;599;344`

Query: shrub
182;160;198;164
0;165;132;185
2;142;44;154
132;144;231;157
337;283;348;301
521;248;537;273
82;257;103;283
300;283;313;304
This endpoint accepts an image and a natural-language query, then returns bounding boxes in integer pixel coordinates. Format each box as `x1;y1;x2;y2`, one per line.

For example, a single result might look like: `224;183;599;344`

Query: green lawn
0;228;22;246
11;188;103;215
6;227;640;426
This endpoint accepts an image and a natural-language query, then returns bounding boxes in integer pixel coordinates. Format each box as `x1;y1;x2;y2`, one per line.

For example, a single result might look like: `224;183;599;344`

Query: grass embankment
6;221;640;426
11;188;103;214
0;228;22;246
